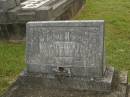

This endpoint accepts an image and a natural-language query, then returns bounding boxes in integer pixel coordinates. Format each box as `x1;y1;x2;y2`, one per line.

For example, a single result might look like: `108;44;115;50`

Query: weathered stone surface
12;0;76;22
5;66;113;92
17;11;36;22
2;70;128;97
0;0;85;24
35;7;51;20
26;20;105;77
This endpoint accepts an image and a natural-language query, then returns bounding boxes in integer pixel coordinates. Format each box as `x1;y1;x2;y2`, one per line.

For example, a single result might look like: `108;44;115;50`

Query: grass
75;0;130;78
0;0;130;95
0;41;25;95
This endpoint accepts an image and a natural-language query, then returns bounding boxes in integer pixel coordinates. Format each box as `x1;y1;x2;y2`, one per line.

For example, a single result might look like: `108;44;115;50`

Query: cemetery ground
0;0;130;96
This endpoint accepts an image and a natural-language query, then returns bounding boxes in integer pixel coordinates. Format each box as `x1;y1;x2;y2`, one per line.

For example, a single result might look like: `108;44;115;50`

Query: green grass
75;0;130;77
0;41;25;95
0;0;130;95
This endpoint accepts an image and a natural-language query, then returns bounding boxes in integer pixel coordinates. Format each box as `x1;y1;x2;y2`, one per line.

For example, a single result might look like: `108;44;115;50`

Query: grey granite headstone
26;20;105;77
26;20;114;91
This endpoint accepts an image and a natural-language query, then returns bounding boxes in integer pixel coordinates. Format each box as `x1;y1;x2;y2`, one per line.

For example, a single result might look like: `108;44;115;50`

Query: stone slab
49;0;73;19
17;11;36;22
2;70;128;97
21;0;51;10
9;67;114;92
26;20;105;77
14;0;74;22
35;7;51;20
6;0;85;23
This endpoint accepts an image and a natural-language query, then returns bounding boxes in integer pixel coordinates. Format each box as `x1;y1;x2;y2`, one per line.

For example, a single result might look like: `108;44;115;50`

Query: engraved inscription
37;27;99;67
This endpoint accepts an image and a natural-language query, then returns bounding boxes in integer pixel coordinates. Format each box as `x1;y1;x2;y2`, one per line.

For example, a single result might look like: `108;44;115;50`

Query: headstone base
14;67;115;92
2;69;128;97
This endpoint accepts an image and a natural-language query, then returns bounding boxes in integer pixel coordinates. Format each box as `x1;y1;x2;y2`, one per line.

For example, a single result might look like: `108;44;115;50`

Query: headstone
26;20;105;77
26;20;114;91
2;21;128;97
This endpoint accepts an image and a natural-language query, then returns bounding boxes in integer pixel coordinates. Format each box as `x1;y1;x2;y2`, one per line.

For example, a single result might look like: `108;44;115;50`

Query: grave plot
2;21;128;97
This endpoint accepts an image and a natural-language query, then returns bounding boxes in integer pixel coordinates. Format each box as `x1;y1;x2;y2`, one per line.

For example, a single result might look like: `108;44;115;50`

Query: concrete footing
2;70;128;97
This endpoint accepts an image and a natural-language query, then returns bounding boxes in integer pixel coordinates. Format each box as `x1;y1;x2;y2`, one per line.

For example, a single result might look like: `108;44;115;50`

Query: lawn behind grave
0;0;130;95
75;0;130;80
